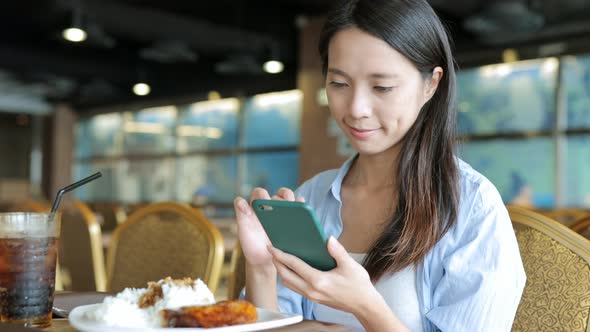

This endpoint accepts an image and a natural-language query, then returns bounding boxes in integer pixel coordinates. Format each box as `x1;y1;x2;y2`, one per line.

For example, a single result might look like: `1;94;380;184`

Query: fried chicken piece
162;300;258;328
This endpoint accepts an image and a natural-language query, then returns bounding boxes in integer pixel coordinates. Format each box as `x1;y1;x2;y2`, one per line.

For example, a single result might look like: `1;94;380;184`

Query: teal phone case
252;199;337;271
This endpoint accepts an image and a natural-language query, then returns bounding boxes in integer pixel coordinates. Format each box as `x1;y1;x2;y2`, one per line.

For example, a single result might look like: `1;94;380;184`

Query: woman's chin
351;140;403;157
351;144;386;156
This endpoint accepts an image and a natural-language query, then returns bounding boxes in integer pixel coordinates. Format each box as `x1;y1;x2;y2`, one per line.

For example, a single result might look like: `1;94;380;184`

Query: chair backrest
1;199;50;213
508;205;590;332
571;216;590;240
106;202;224;294
87;202;127;233
227;242;246;300
537;208;590;227
58;200;107;291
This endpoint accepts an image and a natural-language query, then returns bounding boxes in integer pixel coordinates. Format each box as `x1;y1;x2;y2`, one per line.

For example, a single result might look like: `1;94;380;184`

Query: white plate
69;304;303;332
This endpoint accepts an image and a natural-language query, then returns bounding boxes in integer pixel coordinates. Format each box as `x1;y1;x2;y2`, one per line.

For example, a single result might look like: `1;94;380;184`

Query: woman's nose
349;89;372;118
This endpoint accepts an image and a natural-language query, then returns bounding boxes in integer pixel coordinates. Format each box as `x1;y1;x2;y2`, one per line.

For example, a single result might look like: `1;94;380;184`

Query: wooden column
49;103;76;198
297;17;348;183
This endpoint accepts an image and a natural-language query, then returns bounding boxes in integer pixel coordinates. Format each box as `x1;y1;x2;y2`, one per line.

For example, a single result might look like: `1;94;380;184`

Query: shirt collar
329;153;358;203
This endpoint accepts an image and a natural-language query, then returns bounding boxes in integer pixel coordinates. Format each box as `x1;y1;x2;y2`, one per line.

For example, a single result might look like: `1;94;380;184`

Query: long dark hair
319;0;460;281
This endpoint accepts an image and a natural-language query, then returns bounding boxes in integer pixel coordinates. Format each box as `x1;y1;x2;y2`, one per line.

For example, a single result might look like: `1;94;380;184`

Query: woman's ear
424;66;443;100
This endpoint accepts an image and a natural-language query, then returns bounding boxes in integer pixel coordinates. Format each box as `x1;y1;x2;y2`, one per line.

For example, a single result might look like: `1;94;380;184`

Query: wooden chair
227;242;246;300
87;202;127;233
536;208;590;227
58;200;107;291
570;216;590;240
0;199;50;213
508;205;590;332
106;202;224;293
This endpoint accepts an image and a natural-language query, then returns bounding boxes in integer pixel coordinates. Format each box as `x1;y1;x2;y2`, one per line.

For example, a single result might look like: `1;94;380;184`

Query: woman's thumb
327;236;349;265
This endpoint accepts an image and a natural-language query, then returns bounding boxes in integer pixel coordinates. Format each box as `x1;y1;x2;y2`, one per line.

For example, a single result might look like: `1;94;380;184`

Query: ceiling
0;0;589;113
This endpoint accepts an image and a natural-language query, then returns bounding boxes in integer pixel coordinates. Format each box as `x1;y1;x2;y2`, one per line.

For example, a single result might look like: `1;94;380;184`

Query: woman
233;0;526;331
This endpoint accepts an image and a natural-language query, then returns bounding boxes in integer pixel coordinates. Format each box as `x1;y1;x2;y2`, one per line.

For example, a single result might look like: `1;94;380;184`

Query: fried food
162;300;257;328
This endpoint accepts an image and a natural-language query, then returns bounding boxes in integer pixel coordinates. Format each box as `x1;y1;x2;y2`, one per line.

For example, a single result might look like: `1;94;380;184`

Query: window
241;151;299;197
75;113;123;158
564;135;590;207
176;155;238;204
242;90;302;148
459;138;555;208
562;55;590;129
123;107;177;155
177;99;239;152
457;58;557;135
73;161;122;201
73;91;302;217
458;54;590;208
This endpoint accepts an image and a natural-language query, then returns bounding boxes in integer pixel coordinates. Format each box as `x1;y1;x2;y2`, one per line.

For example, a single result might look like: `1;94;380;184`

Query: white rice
85;278;216;328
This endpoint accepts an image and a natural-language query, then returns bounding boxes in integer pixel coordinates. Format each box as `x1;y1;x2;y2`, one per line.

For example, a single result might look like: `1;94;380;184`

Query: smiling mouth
350;127;376;132
348;125;378;139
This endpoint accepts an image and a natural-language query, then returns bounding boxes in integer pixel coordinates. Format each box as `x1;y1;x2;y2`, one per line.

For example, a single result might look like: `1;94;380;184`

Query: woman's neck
346;148;400;189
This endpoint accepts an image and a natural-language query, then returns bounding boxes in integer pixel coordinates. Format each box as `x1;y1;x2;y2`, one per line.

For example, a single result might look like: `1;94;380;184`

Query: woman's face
326;27;440;156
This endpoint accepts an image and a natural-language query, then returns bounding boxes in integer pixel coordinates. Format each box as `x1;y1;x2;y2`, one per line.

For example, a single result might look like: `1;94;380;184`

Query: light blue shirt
277;156;526;332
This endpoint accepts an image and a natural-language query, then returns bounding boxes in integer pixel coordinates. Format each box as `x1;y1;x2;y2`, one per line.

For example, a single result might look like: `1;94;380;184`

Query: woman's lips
348;126;378;139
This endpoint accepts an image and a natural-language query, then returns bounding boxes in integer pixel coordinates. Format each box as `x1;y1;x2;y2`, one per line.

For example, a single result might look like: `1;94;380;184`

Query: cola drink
0;213;60;328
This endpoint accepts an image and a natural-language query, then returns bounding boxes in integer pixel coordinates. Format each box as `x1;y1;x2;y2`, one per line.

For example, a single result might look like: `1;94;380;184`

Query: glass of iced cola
0;213;60;327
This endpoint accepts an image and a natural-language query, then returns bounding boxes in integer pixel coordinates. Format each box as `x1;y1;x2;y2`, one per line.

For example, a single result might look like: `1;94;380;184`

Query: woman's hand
268;236;379;315
233;187;303;267
234;187;303;310
233;188;272;267
269;237;410;332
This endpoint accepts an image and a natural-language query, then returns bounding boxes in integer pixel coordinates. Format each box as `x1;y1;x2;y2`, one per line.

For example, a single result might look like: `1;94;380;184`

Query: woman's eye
374;86;394;92
329;81;347;88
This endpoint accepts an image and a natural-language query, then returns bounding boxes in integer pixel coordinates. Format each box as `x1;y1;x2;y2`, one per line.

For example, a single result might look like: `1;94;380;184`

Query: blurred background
3;0;590;300
1;0;590;216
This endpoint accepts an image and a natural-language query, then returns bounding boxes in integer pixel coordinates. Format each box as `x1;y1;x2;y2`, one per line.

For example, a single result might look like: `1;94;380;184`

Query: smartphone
252;199;337;271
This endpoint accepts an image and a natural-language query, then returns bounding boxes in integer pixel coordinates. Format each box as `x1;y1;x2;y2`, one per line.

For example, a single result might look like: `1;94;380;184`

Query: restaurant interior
2;0;590;330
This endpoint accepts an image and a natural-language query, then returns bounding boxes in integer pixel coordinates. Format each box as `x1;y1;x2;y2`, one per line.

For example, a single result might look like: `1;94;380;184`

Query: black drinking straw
50;172;102;216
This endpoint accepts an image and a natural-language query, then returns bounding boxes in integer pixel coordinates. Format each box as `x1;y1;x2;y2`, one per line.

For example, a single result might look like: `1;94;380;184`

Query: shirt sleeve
425;182;527;331
277;277;309;317
238;278;310;318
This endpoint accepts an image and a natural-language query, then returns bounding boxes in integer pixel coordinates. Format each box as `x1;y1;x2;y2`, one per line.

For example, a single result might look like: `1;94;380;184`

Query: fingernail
237;199;252;216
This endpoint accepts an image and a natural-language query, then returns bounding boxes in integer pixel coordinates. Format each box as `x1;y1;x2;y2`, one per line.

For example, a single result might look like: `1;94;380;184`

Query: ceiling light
263;60;284;74
63;5;87;43
263;42;284;74
133;83;151;96
63;27;87;42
